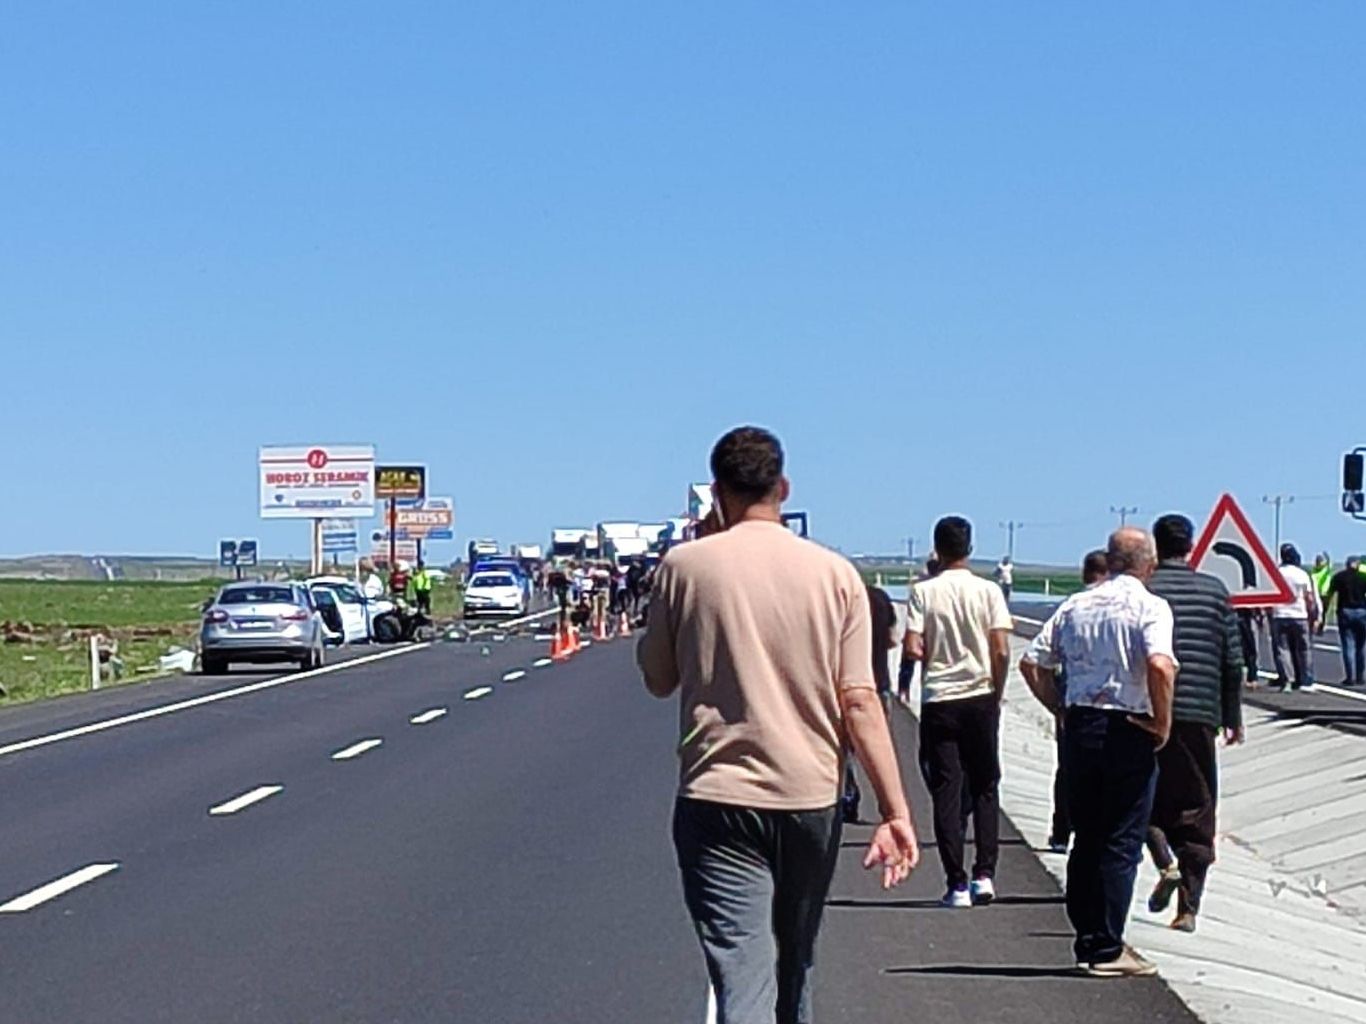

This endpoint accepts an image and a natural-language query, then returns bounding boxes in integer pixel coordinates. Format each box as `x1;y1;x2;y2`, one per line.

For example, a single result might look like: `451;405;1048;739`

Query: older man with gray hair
1024;527;1177;977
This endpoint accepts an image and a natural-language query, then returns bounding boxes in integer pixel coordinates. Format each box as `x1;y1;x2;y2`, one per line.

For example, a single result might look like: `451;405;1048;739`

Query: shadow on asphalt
886;964;1087;979
827;894;1066;910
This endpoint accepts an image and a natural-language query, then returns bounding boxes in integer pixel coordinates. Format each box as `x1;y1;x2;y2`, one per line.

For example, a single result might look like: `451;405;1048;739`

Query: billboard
321;519;359;554
375;465;427;501
259;445;375;519
394;497;454;541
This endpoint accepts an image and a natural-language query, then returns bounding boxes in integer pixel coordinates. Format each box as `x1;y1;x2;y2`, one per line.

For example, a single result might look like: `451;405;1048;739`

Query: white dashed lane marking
502;670;527;682
463;687;493;701
533;658;553;668
332;738;383;761
0;863;121;913
209;785;283;816
410;708;448;725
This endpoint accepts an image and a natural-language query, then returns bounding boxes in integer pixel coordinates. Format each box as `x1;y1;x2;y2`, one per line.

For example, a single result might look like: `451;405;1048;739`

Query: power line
1110;505;1140;527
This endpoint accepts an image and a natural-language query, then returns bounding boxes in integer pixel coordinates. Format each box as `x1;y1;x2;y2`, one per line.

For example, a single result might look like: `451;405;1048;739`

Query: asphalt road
0;618;1196;1023
1012;598;1366;738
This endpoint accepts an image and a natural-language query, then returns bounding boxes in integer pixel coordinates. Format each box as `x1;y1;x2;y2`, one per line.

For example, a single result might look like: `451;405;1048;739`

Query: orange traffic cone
619;612;632;638
569;626;582;653
552;626;570;662
594;617;609;642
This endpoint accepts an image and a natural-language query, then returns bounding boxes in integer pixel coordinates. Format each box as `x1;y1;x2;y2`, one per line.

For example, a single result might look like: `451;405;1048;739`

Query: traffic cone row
550;624;575;661
594;617;609;642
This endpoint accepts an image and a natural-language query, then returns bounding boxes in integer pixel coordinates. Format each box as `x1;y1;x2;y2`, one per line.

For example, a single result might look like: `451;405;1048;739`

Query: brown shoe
1082;947;1159;978
1170;911;1197;933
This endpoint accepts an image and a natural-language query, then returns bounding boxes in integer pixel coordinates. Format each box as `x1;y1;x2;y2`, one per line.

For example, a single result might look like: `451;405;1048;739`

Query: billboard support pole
388;498;397;574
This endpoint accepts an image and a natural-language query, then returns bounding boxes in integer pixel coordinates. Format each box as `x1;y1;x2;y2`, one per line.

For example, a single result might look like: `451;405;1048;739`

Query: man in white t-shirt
905;516;1014;908
1271;543;1318;691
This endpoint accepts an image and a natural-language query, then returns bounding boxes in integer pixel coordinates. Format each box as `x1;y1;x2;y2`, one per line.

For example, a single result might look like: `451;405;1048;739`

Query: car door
333;583;370;643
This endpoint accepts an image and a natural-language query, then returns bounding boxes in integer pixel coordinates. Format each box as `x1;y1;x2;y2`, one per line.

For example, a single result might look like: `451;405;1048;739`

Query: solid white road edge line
1255;670;1366;703
410;707;448;725
209;785;284;816
502;670;527;682
463;686;493;700
0;643;432;761
0;863;120;913
466;608;560;637
332;738;383;760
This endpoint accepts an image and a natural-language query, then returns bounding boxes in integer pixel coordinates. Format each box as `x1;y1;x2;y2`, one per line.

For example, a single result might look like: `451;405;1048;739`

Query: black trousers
1146;721;1218;914
673;798;841;1024
1050;725;1071;844
918;693;1001;889
1063;707;1158;964
1235;611;1259;683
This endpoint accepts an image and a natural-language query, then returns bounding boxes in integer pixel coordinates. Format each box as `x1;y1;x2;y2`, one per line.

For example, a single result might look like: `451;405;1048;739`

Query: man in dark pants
1021;548;1109;854
842;583;900;822
1271;544;1318;691
905;516;1013;908
638;427;920;1024
1144;514;1244;932
1024;528;1176;977
1323;556;1366;685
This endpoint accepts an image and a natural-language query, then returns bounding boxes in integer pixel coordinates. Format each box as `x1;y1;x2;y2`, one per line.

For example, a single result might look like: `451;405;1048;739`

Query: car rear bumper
200;635;313;661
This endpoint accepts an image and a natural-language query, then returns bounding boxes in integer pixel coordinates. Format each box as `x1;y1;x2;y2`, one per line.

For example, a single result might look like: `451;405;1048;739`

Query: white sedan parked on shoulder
463;571;527;619
307;576;396;643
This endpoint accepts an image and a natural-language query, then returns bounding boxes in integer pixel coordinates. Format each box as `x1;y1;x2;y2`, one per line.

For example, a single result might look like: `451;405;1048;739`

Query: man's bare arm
1018;657;1061;715
988;628;1011;700
1130;654;1176;747
902;630;924;661
840;686;920;887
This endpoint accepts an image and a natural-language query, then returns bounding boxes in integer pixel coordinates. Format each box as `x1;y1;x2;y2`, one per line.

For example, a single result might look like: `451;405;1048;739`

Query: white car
307;576;396;643
463;571;526;619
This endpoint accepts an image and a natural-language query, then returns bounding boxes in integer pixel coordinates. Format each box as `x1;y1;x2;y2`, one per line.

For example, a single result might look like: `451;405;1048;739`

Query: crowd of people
634;424;1344;1023
543;558;654;635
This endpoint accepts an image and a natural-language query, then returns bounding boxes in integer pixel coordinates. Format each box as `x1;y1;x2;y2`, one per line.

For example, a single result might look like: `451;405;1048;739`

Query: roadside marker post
89;635;101;691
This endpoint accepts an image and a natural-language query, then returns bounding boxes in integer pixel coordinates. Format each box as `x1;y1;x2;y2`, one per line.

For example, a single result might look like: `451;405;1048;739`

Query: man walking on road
1143;515;1243;933
1271;544;1318;692
1023;528;1176;977
905;516;1013;908
1020;548;1109;855
1323;556;1366;685
638;426;919;1024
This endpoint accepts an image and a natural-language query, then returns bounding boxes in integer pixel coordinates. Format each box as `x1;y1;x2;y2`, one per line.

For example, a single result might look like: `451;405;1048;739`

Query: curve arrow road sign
1188;493;1293;607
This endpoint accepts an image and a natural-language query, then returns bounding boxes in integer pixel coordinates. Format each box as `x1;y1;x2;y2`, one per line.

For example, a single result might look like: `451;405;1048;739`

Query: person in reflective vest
412;561;433;615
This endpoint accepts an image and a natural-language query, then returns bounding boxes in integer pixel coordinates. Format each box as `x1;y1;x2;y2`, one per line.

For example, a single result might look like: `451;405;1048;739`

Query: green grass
0;579;222;705
858;566;1085;597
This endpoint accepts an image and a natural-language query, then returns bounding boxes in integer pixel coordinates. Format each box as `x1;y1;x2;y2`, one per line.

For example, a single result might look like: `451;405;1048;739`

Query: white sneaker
970;877;996;905
940;885;972;909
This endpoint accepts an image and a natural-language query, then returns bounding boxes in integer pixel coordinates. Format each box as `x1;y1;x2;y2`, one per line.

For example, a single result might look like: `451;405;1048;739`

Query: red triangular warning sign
1188;493;1294;607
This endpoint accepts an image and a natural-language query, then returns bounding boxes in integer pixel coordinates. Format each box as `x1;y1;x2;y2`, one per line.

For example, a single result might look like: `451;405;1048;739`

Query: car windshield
314;582;362;603
470;574;515;588
219;586;296;605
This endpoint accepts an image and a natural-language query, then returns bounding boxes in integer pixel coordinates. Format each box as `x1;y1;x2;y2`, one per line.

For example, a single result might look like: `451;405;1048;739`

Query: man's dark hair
1082;549;1108;585
933;516;972;563
1280;543;1301;567
1152;514;1194;561
710;426;784;503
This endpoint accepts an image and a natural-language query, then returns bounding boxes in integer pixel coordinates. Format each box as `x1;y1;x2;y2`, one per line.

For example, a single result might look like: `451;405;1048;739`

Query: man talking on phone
638;426;919;1024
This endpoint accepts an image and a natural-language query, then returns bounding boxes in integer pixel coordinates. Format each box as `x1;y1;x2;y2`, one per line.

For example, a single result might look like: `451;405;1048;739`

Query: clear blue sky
3;3;1364;565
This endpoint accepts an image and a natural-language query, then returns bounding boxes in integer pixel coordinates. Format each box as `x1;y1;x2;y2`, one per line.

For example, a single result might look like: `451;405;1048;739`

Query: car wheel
202;656;226;676
373;615;402;643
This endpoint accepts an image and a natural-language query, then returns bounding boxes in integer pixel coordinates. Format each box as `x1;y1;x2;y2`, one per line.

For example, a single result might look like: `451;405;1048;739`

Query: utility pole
1110;505;1139;527
1262;494;1295;551
999;520;1025;561
904;536;916;562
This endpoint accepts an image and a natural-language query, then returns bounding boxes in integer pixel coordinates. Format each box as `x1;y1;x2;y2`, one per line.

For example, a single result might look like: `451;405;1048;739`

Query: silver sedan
200;581;326;674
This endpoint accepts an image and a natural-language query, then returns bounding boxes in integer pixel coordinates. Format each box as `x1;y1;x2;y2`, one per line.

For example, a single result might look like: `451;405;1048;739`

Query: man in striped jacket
1144;513;1245;933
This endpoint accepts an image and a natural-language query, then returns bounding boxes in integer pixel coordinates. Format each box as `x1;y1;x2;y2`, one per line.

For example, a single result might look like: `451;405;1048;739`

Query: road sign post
375;466;428;572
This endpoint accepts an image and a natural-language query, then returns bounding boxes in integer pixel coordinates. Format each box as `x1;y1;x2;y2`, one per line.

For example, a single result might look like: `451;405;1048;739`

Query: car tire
373;615;401;643
202;656;227;675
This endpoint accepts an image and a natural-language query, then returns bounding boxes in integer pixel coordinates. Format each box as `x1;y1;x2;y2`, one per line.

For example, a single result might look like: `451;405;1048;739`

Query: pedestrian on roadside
1020;548;1109;855
1271;544;1318;692
412;560;433;616
905;516;1013;908
638;426;919;1024
896;556;941;703
995;555;1014;601
841;582;901;823
1021;527;1176;977
1323;556;1366;686
1143;514;1244;933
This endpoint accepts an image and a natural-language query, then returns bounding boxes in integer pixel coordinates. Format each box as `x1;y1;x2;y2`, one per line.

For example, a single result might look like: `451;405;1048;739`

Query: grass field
0;576;462;707
858;565;1086;597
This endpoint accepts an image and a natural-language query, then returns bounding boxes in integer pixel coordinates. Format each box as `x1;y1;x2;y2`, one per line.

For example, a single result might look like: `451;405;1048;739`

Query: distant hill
0;554;310;582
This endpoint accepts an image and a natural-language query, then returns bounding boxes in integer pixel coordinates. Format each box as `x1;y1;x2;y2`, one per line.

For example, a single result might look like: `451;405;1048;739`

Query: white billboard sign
259;445;375;519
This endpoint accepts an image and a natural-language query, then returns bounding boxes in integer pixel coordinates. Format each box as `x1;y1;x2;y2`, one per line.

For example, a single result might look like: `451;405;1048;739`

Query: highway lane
0;633;705;1023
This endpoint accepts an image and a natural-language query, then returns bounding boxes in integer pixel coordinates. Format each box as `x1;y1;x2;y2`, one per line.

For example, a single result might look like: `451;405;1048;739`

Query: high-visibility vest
413;570;432;593
1312;565;1333;598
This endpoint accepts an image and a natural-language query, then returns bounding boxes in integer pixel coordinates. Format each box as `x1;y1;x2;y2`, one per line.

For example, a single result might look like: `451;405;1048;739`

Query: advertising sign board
259;445;375;519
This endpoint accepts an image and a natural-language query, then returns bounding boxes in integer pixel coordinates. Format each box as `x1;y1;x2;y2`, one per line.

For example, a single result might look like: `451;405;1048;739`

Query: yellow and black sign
375;464;426;500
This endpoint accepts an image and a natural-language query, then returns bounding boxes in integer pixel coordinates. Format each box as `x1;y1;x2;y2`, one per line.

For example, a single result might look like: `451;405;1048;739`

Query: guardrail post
90;635;102;690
